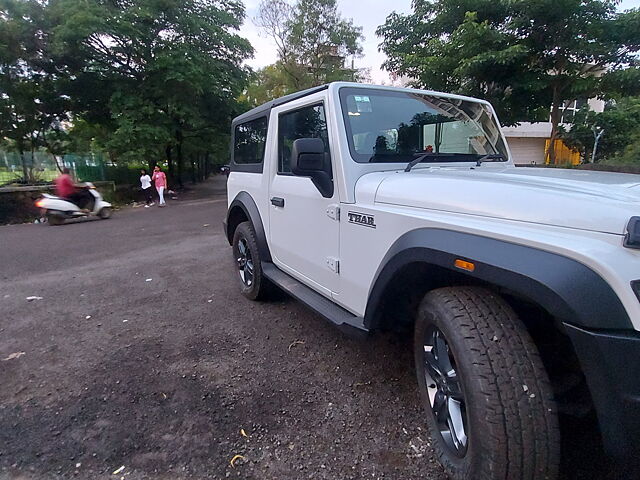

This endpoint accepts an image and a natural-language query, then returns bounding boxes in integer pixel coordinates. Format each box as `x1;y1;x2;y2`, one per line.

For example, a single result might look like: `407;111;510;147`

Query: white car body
226;83;640;331
224;82;640;463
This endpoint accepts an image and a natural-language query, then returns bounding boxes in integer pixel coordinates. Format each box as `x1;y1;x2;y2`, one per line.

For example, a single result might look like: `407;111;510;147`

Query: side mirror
290;138;334;198
291;138;325;174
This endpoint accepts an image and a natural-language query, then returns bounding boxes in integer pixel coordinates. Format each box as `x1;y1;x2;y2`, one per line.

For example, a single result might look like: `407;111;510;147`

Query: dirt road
0;177;612;479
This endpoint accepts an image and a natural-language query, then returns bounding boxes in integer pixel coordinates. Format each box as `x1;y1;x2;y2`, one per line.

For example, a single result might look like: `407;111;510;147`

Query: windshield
339;87;508;164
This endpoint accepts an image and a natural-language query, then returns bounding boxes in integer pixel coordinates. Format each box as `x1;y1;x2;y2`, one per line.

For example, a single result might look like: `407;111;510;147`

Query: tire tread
232;221;271;301
416;286;560;480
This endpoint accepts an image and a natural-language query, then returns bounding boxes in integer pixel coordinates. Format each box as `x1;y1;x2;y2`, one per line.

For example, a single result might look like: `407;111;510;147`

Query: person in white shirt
140;169;154;207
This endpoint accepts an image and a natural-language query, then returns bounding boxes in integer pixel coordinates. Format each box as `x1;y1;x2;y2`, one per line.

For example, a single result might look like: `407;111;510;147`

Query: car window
234;117;268;164
278;104;331;174
340;87;508;163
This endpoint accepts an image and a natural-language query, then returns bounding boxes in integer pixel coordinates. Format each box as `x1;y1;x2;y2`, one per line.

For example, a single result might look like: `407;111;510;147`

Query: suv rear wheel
414;286;560;480
232;221;270;301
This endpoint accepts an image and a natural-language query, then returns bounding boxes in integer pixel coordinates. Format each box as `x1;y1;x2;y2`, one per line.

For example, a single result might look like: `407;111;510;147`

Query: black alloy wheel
232;221;271;301
422;325;468;456
236;237;254;287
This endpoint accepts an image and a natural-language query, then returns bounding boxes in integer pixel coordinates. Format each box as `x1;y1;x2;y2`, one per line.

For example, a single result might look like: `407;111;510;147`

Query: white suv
224;82;640;480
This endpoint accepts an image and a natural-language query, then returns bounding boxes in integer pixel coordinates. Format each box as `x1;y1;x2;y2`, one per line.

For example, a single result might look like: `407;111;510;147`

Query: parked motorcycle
35;182;113;225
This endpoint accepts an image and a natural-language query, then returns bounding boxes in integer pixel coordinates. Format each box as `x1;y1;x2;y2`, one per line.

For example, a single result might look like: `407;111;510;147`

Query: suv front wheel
414;286;560;480
232;221;270;301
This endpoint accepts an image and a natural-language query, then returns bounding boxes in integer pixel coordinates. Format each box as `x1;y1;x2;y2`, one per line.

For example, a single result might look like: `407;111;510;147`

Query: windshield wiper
475;153;506;167
401;152;506;172
404;153;442;172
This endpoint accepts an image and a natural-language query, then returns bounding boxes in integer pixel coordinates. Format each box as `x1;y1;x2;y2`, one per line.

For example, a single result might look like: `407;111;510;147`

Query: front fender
364;228;632;331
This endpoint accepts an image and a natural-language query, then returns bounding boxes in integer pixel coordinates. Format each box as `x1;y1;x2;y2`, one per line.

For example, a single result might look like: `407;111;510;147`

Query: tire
46;212;64;226
414;286;559;480
232;221;270;301
98;207;112;219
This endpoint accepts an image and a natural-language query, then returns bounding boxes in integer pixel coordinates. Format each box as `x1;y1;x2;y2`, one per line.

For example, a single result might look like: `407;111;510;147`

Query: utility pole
590;126;605;163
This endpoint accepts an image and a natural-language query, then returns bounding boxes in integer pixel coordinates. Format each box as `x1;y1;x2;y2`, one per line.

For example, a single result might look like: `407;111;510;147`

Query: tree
254;0;364;94
562;96;640;164
240;64;293;108
288;0;363;86
600;67;640;99
377;0;640;163
0;0;70;181
49;0;252;184
254;0;296;78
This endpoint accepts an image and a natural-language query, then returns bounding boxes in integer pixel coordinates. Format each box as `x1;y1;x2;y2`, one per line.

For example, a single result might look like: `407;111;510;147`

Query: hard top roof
232;84;328;125
231;82;491;126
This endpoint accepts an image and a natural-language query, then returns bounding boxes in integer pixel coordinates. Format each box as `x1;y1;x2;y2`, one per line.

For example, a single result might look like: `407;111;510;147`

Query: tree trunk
176;131;184;189
29;143;36;183
19;148;28;183
190;156;196;184
546;86;563;165
42;130;64;174
52;154;64;174
165;144;174;181
204;151;210;179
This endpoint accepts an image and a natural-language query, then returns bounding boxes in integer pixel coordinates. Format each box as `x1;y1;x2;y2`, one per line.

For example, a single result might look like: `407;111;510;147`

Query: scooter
35;182;113;226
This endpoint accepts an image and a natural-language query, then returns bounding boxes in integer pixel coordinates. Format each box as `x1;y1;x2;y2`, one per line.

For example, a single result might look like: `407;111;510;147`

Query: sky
239;0;640;85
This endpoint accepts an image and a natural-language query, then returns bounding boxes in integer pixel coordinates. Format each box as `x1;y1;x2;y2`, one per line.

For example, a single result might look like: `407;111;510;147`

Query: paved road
0;177;612;480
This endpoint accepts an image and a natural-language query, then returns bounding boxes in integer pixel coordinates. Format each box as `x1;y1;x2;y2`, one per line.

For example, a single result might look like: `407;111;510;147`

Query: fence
544;139;581;165
1;148;227;188
0;150;142;186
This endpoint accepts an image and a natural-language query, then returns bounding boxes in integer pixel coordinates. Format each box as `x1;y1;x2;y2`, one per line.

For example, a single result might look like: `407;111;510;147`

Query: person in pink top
152;166;168;207
54;168;75;199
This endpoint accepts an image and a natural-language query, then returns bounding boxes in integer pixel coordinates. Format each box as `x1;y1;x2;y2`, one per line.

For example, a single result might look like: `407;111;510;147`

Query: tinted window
234;117;267;164
278;104;330;174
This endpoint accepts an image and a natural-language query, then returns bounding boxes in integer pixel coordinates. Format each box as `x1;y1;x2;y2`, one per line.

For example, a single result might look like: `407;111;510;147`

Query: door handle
271;197;285;207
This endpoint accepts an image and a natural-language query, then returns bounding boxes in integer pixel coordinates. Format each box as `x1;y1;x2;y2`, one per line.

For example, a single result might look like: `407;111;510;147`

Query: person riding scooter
36;174;113;225
54;168;91;210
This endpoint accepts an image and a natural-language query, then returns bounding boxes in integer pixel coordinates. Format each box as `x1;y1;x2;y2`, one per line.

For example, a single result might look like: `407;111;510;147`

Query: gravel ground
0;176;616;479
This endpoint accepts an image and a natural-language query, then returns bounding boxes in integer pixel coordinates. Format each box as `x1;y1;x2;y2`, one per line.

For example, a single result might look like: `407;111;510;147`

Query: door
269;102;340;295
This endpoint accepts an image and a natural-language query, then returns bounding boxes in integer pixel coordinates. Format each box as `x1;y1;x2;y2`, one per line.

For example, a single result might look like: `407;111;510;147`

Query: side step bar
262;263;369;338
